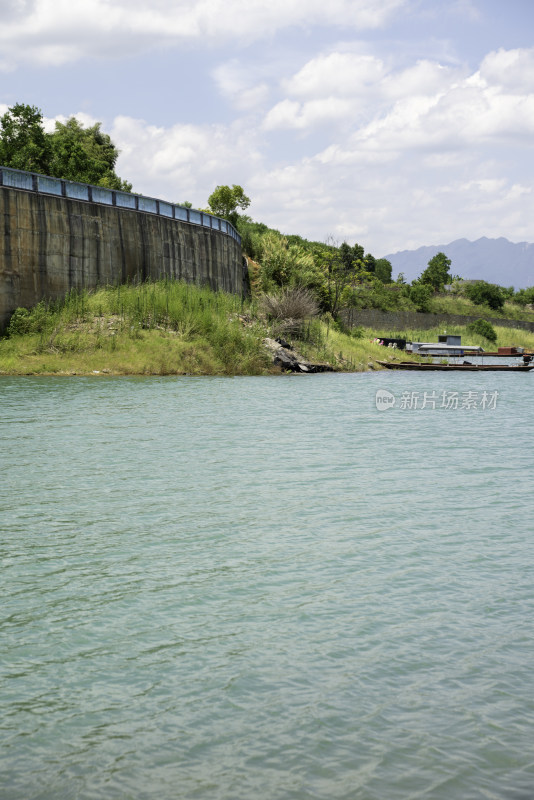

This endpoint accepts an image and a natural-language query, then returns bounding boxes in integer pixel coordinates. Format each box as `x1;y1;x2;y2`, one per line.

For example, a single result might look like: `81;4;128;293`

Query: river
1;372;533;799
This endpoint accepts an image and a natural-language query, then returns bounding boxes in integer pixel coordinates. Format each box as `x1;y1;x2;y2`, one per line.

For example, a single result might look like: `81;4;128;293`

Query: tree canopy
375;258;393;283
464;280;505;310
418;252;452;291
207;184;250;225
0;103;50;173
0;103;131;191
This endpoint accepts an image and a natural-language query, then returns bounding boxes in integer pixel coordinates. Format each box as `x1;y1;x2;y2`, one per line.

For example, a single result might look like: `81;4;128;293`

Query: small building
438;334;461;346
407;334;483;357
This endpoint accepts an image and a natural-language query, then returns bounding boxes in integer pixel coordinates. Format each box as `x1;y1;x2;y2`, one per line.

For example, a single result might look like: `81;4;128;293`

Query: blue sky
1;0;534;257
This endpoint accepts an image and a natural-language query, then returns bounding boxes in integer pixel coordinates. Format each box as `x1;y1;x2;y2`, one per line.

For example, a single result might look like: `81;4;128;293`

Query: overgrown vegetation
0;281;363;375
236;216;534;327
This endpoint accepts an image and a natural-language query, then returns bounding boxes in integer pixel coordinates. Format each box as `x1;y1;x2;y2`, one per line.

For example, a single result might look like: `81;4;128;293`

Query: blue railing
0;166;241;244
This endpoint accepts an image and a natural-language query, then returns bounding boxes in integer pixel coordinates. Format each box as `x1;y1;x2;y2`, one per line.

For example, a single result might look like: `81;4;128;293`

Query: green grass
430;293;534;322
0;282;272;376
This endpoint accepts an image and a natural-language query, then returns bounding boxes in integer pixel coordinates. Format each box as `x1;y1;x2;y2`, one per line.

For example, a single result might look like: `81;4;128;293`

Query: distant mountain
383;237;534;289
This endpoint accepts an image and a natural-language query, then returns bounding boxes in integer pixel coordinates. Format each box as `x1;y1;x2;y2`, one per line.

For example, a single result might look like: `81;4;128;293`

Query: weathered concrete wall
0;187;243;329
342;307;534;333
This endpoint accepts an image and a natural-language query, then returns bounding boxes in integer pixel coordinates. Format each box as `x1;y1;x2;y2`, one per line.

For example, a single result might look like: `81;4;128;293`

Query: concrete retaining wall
342;307;534;334
0;185;243;330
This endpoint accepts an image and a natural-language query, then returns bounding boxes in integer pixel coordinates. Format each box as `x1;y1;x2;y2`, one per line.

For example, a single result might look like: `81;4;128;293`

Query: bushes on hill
464;281;505;310
466;319;497;343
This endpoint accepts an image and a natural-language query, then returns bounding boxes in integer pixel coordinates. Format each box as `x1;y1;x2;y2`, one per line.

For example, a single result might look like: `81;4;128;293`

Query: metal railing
0;166;241;244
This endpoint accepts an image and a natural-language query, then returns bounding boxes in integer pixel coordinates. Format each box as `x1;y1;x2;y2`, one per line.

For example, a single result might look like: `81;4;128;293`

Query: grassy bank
2;282;532;376
0;281;357;376
0;282;272;376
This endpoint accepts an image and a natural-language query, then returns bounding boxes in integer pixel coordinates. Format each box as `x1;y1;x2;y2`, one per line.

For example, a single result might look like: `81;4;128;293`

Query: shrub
260;287;318;335
466;318;497;343
6;307;32;336
350;325;365;339
6;303;52;336
409;283;433;312
464;281;505;310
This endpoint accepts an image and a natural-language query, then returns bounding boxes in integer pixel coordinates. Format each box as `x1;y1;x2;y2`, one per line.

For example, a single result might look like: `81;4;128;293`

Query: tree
339;242;354;271
375;258;392;283
464;281;505;310
49;117;131;190
207;184;250;226
314;245;357;316
339;242;365;271
0;103;50;173
418;252;452;291
0;103;132;190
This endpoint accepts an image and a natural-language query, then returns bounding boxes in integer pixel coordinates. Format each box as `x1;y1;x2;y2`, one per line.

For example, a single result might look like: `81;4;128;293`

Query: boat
377;360;534;372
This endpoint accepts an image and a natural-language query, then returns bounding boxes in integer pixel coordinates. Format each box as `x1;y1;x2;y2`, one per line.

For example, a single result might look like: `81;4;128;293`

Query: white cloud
212;61;270;111
108;115;264;208
301;45;534;163
283;51;386;98
478;47;534;92
262;49;465;132
263;97;353;130
0;0;407;69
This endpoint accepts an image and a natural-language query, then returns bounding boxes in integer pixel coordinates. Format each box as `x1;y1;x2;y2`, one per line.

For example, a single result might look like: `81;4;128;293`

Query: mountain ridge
383;237;534;289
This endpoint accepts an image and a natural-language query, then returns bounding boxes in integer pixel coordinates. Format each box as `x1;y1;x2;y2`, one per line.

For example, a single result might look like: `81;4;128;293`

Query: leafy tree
339;242;354;271
207;184;250;226
339;242;365;271
418;252;452;291
0;103;50;173
464;281;505;310
315;243;375;318
49;117;131;190
0;103;132;190
375;258;392;283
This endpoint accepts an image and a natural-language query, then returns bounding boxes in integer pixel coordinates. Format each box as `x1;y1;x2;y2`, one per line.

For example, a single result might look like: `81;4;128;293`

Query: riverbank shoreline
2;282;534;377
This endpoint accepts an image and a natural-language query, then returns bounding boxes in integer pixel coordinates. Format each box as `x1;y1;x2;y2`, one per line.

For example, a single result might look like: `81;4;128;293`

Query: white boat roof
416;343;484;352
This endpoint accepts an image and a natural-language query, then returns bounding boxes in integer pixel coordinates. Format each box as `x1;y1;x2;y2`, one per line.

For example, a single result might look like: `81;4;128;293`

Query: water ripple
1;374;534;799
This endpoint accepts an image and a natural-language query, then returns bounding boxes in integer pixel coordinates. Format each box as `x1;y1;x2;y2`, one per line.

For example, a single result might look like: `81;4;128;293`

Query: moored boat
377;360;534;371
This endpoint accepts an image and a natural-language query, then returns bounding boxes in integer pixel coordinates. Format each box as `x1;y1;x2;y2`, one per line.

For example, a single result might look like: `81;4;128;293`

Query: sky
1;0;534;258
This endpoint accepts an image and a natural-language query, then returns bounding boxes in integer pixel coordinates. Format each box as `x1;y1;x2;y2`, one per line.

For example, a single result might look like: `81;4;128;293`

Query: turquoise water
1;373;533;800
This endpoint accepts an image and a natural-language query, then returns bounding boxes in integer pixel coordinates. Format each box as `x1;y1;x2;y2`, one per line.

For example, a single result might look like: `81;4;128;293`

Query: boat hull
377;361;534;372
